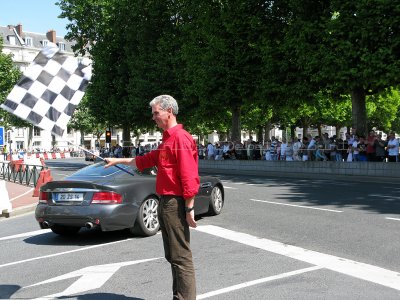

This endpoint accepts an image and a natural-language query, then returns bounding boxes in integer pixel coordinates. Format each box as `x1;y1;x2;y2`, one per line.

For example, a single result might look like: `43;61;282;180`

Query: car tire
208;185;223;215
50;224;81;236
130;196;160;237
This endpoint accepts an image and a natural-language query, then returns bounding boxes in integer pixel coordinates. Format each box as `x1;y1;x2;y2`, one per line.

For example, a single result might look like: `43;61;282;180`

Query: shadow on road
23;227;147;246
213;173;400;215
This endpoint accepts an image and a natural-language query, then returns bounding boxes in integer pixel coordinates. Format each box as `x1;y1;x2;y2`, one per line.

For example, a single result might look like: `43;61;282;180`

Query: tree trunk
122;125;131;146
231;105;241;142
351;87;367;137
256;125;263;143
290;124;296;141
264;121;271;142
301;121;308;138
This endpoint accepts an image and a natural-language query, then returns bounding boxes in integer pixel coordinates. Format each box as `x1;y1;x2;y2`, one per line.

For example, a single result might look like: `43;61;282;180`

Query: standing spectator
307;136;319;161
374;134;387;162
301;137;309;161
366;130;377;161
280;139;288;161
336;138;344;162
215;143;223;160
105;95;199;299
293;138;303;161
315;145;328;161
329;138;337;161
357;136;368;161
270;137;278;161
206;142;215;160
285;140;294;161
2;145;8;160
386;131;399;162
351;135;360;161
246;141;254;160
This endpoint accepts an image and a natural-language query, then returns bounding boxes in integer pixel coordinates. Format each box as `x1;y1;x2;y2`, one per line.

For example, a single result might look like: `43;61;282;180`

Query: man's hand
104;157;136;168
186;210;197;228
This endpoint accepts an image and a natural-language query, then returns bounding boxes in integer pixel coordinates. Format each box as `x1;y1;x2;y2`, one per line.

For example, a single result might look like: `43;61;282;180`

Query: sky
0;0;69;37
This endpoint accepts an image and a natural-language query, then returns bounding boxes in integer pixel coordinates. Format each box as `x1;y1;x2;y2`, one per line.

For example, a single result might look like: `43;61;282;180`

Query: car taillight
39;191;49;204
91;191;122;204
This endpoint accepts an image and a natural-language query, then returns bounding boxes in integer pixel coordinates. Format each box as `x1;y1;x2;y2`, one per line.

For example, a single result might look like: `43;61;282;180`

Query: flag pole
65;142;135;176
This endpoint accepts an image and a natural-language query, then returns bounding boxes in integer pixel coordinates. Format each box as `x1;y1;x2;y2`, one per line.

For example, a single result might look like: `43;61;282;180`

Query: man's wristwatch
185;206;194;213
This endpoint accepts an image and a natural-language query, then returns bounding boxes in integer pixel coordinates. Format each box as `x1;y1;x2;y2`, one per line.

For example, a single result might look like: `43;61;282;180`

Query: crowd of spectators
198;130;400;162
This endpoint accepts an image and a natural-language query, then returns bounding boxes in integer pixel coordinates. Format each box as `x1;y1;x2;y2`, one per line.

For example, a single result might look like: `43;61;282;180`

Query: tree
58;0;183;144
180;0;268;141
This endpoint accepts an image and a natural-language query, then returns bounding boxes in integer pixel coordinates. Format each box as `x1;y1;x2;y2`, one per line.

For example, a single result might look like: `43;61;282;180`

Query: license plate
55;193;84;201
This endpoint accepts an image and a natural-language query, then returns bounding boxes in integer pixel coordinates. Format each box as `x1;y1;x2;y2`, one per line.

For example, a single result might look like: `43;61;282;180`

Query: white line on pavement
0;239;133;269
250;198;343;213
223;186;238;190
0;229;51;241
9;188;35;202
197;266;322;299
386;217;400;222
195;225;400;291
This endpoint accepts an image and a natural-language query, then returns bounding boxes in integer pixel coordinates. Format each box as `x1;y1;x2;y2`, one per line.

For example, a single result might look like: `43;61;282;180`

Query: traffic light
105;131;111;143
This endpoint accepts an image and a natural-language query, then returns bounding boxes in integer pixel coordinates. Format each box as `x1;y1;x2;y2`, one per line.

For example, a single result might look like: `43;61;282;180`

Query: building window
25;37;33;47
42;40;48;47
33;141;41;147
34;126;41;136
58;42;66;51
8;35;16;45
17;128;24;137
16;141;24;150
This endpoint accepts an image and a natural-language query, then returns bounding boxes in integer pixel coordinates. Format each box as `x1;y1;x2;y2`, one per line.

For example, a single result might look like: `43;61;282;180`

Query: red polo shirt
135;124;200;199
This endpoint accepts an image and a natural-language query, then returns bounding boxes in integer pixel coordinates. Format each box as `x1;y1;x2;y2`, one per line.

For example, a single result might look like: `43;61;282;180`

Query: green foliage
56;0;400;139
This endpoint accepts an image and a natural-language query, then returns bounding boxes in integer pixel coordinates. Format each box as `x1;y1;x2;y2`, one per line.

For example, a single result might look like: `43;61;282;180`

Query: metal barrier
0;161;47;187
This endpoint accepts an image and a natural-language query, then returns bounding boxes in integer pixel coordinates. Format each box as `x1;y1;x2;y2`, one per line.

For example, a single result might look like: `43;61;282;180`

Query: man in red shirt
105;95;199;299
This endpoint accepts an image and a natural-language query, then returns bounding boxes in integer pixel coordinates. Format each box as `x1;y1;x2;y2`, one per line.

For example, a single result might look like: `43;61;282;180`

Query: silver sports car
35;162;224;236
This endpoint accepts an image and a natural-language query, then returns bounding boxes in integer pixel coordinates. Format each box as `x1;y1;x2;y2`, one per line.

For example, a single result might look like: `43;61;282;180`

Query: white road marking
196;225;400;291
0;229;51;241
197;266;322;299
0;238;133;269
386;217;400;222
9;188;34;202
223;186;238;190
27;258;163;300
250;198;343;213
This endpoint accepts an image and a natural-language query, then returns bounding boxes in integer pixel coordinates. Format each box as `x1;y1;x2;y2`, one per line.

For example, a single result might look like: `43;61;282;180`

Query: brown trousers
159;195;196;300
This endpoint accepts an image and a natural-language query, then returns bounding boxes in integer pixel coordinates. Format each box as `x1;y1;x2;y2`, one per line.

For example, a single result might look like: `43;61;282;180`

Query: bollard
32;169;53;197
0;180;12;217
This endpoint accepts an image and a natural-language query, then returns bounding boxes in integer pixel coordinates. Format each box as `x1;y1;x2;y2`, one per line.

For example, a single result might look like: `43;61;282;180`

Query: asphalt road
1;159;400;299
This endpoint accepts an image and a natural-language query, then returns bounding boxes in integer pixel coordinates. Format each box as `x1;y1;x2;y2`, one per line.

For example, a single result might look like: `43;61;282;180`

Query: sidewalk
1;181;38;218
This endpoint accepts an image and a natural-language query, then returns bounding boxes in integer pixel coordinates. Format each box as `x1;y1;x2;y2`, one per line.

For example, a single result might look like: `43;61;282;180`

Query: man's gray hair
150;95;179;115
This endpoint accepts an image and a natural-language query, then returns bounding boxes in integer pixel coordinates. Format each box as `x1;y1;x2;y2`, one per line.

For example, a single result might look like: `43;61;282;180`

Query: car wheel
130;196;160;237
50;224;81;236
208;185;223;215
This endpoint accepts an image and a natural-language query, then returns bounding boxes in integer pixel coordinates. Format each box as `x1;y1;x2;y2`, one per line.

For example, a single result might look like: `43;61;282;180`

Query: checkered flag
1;42;92;136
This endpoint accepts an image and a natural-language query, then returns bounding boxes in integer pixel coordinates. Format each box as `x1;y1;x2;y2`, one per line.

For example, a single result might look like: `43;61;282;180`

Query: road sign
0;127;4;146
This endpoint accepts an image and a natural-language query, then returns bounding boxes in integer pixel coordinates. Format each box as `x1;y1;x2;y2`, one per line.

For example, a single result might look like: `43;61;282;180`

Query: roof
0;25;75;53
